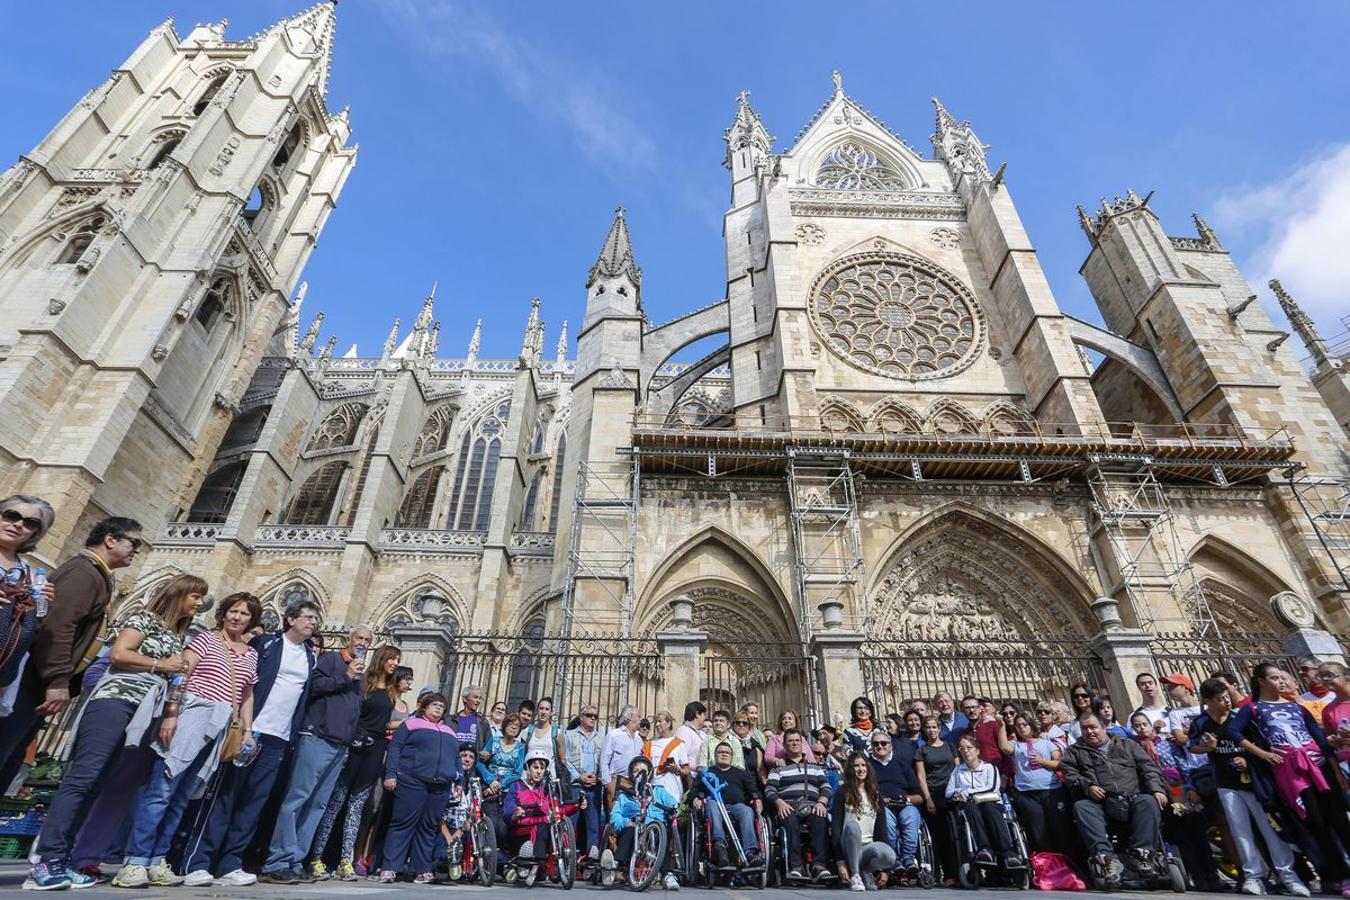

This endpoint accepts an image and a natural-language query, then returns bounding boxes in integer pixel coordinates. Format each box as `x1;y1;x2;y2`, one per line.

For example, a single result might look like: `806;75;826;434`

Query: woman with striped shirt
113;592;261;888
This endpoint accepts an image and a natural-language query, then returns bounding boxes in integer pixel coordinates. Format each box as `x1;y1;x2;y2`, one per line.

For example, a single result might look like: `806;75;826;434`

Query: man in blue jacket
933;692;970;742
183;600;320;887
263;623;370;883
868;731;924;876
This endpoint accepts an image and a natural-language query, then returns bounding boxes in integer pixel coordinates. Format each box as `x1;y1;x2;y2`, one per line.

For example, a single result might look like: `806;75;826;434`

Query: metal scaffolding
560;456;641;639
785;448;868;644
1284;466;1350;593
1087;454;1222;639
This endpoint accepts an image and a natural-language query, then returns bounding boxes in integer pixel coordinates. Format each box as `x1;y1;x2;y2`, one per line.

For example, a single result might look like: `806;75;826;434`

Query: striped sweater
765;759;832;810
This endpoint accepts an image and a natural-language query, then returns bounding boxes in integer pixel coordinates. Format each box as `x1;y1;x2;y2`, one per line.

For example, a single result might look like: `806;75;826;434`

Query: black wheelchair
685;797;771;889
948;793;1031;890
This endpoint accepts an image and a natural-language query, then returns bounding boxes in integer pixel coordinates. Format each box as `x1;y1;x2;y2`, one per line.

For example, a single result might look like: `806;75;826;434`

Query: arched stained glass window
397;467;443;529
446;399;510;531
306;403;369;452
547;434;567;532
284;461;346;525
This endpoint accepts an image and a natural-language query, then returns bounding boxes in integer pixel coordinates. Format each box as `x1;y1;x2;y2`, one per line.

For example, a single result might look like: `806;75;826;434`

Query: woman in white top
832;752;897;891
945;735;1018;869
522;696;566;779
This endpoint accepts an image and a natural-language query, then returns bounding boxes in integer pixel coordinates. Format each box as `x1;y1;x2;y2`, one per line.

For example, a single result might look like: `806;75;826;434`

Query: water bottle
233;731;261;767
30;568;47;618
167;674;186;704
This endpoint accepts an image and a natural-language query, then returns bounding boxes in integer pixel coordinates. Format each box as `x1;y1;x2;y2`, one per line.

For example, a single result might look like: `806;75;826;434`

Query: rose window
808;252;984;380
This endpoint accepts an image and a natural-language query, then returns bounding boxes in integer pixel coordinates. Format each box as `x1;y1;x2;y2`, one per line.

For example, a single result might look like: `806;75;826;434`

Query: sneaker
183;870;214;887
712;842;731;869
786;867;805;881
334;859;357;882
23;861;74;891
904;861;921;877
588;846;600;862
601;866;616;888
76;867;109;886
1094;853;1125;883
1243;880;1269;896
811;864;835;882
1003;853;1025;871
215;869;257;886
377;870;396;884
1128;848;1156;877
293;866;315;883
863;873;878;891
111;864;149;889
309;860;331;881
1284;882;1311;898
147;862;183;886
259;869;297;884
663;872;680;891
524;865;538;888
413;873;434;884
519;840;535;861
850;874;866;892
975;848;995;866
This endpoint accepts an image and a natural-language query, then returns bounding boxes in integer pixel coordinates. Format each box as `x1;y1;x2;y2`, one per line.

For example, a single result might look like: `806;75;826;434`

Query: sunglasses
582;712;598;718
114;533;144;550
0;509;42;531
871;740;891;747
733;721;750;727
1071;693;1091;700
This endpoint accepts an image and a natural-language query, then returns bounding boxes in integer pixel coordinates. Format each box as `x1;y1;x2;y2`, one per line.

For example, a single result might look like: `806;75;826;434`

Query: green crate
0;834;34;861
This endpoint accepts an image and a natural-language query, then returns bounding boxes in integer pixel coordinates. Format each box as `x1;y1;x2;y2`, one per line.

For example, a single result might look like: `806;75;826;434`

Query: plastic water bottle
167;674;186;704
30;568;47;618
233;731;261;767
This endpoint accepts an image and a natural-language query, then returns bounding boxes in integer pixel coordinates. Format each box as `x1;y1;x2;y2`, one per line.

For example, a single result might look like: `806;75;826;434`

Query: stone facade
3;34;1346;724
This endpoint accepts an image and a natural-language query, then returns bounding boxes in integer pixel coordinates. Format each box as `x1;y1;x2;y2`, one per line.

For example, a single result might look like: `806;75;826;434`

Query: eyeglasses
582;711;598;718
113;533;143;550
733;721;750;727
1318;671;1340;681
0;509;42;531
871;740;891;747
1071;693;1091;700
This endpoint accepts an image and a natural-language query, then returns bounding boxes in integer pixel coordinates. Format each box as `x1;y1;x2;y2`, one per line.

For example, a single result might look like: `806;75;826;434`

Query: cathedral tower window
521;469;544;529
447;400;509;531
414;407;454;459
273;123;303;169
55;215;106;264
305;402;369;452
191;72;230;116
815;140;908;190
397;467;443;529
186;461;246;524
341;413;383;526
194;278;229;330
146;136;182;170
284;461;347;525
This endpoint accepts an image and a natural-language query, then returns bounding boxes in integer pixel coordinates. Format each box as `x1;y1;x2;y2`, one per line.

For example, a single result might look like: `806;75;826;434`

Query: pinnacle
586;206;641;289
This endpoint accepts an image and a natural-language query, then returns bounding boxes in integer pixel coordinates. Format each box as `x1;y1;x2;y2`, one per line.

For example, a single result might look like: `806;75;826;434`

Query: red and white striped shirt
185;631;258;704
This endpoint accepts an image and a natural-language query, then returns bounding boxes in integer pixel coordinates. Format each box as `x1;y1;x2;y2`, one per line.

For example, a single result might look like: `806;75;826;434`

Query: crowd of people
3;498;1350;894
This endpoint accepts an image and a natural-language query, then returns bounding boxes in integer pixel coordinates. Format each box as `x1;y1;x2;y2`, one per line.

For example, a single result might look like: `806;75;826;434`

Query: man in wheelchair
602;756;680;890
764;729;835;882
693;742;764;869
1060;712;1168;884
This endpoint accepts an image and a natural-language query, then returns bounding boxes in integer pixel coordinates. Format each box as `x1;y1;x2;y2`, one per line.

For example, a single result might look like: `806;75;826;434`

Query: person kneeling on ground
604;756;681;890
694;742;764;870
1059;711;1167;884
503;753;583;887
945;734;1021;871
834;751;898;891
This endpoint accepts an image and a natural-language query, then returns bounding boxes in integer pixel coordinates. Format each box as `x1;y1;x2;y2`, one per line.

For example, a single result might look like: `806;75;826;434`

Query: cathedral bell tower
0;4;356;559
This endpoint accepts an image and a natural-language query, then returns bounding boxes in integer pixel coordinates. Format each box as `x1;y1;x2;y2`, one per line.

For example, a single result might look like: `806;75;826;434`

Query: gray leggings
841;818;896;877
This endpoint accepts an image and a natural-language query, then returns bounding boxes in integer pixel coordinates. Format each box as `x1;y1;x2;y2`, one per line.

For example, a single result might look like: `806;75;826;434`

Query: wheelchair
1085;818;1187;893
504;776;579;890
452;777;497;887
686;798;771;889
592;786;684;891
770;807;837;886
948;794;1031;890
887;802;938;890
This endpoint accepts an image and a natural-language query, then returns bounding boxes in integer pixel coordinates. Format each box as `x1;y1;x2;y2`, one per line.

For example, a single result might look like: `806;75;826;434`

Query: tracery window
55;215;106;264
146;135;183;170
340;416;382;525
521;469;544;530
192;72;230;116
273;123;302;169
413;407;454;459
305;402;369;452
284;461;346;525
815;141;908;190
186;461;246;523
546;434;567;532
446;400;509;531
809;251;984;381
397;467;443;529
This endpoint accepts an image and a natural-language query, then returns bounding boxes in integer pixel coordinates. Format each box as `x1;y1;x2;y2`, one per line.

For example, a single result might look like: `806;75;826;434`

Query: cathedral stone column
1272;591;1347;664
1086;597;1155;709
389;621;457;695
810;600;866;729
656;597;707;715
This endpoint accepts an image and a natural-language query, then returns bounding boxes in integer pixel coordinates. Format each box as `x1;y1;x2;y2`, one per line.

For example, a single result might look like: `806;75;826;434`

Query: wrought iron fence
1149;632;1297;694
861;639;1107;716
700;642;821;728
440;632;664;728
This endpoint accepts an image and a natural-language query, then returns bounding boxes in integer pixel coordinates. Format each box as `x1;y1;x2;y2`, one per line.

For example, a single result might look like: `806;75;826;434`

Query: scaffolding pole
1283;465;1350;593
786;447;869;645
1087;454;1222;640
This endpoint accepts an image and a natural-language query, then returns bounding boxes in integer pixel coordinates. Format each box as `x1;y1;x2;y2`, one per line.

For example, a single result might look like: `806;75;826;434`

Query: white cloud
1214;143;1350;335
375;0;661;180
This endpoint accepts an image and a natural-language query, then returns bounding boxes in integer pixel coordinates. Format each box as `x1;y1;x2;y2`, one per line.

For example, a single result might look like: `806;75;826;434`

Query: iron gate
1149;632;1299;693
700;641;821;726
861;639;1108;716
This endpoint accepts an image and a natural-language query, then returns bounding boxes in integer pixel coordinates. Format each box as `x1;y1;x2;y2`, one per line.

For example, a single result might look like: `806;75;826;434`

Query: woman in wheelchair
603;756;680;890
833;752;898;891
945;735;1021;870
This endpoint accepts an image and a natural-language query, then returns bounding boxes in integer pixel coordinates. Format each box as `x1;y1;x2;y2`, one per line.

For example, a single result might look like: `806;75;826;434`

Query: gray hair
462;684;483;700
0;495;56;554
350;622;374;638
618;704;639;726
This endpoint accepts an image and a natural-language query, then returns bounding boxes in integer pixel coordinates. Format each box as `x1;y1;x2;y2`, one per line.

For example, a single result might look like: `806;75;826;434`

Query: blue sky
3;2;1349;360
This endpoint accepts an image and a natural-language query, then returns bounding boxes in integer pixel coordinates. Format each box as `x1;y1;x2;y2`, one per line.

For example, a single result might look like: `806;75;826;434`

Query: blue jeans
884;804;921;867
185;734;289;876
706;801;757;852
265;734;347;873
572;783;601;853
124;743;212;866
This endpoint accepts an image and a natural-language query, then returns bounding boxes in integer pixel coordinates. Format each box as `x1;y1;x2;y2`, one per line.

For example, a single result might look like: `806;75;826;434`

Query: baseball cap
1159;673;1195;692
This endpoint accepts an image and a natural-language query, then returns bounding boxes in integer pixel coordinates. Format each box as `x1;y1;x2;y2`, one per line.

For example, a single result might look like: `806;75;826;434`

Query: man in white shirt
1130;672;1170;724
600;705;644;810
675;700;708;772
184;599;319;887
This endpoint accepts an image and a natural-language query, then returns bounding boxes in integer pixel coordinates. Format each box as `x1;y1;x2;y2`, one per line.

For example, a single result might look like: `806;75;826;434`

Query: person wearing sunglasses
0;496;55;692
1063;682;1094;744
0;515;140;813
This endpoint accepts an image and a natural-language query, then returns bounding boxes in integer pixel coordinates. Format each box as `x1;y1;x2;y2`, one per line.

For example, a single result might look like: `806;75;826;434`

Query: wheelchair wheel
590;824;613;886
1166;859;1187;894
473;817;497;887
755;816;771;890
957;860;981;890
918;870;935;889
628;821;667;892
555;818;577;890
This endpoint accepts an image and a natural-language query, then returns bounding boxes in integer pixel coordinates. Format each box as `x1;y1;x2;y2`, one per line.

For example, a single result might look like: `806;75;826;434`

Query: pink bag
1031;851;1086;891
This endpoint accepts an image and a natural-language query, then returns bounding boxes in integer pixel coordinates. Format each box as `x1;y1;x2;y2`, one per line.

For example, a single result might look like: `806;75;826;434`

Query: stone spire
382;318;400;358
1270;278;1333;370
318;334;337;360
555;320;569;365
1192;213;1223;250
284;281;307;354
723;91;774;170
265;1;337;95
466;318;482;365
424;321;441;359
930;96;991;183
586;207;642;289
520;298;542;363
299;311;324;355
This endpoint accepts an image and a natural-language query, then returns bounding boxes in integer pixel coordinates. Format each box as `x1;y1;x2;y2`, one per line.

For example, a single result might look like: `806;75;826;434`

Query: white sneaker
111;864;149;889
183;870;214;887
600;848;615;871
663;873;680;891
1240;879;1267;896
850;874;866;892
1283;882;1311;898
215;869;258;886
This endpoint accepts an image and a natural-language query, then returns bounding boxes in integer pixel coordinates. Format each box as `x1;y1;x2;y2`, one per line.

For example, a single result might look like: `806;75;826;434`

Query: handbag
218;633;245;763
1031;851;1086;891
